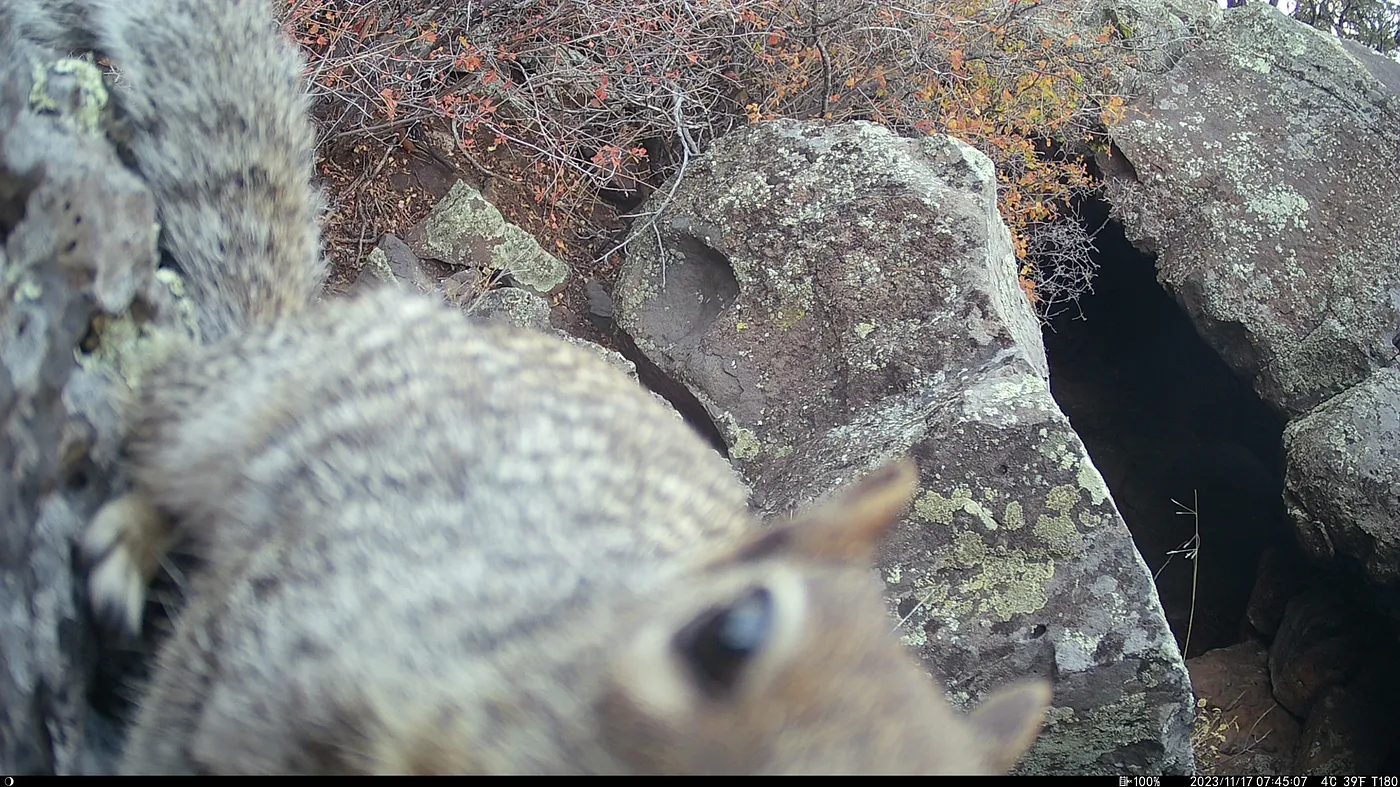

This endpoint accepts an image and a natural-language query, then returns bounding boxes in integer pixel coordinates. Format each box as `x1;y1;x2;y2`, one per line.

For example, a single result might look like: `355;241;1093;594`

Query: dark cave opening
1041;195;1400;771
1040;197;1291;659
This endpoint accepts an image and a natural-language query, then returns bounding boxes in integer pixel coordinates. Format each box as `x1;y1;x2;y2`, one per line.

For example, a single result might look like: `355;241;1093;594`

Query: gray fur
49;0;1050;774
34;0;324;340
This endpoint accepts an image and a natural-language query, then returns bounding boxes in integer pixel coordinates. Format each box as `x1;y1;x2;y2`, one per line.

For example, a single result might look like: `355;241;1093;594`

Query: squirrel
45;0;1053;774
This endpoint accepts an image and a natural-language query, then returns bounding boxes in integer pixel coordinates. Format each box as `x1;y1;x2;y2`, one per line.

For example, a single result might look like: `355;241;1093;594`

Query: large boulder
1283;368;1400;592
1104;1;1400;418
614;119;1194;774
1102;0;1400;626
1044;0;1223;95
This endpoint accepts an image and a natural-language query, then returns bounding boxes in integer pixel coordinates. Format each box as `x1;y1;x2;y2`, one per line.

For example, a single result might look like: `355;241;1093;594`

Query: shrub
283;0;1128;318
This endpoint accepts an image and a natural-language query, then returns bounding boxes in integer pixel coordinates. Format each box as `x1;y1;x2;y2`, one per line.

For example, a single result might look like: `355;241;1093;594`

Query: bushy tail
48;0;325;339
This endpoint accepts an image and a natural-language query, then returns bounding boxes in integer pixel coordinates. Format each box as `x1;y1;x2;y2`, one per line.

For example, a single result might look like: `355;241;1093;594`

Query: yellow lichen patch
720;413;762;461
1035;484;1083;554
914;487;971;525
1003;500;1026;530
773;305;807;330
948;532;1053;621
1046;484;1081;513
1076;459;1112;506
915;484;1011;531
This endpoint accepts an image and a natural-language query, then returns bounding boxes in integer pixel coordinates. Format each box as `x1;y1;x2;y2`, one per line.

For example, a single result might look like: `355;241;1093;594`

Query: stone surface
1104;1;1400;417
1293;683;1389;775
464;285;553;331
1187;640;1301;776
1268;591;1362;717
358;233;437;295
406;179;568;295
1100;0;1400;654
1283;367;1400;590
615;119;1193;775
0;33;178;775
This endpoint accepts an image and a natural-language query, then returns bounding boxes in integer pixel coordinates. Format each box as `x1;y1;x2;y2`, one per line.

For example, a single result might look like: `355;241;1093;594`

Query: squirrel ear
966;679;1053;773
740;458;919;565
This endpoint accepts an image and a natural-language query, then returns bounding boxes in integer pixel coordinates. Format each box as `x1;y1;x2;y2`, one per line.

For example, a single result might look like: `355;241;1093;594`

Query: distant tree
1291;0;1400;54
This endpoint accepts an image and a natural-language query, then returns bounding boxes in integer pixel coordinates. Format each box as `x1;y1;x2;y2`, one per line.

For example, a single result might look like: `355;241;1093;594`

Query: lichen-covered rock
406;179;568;295
1104;1;1400;417
0;34;175;775
464;285;553;331
615;119;1193;775
1044;0;1223;95
1283;367;1400;592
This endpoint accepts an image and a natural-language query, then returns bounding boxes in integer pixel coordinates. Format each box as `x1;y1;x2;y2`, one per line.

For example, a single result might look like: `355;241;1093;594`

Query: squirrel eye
674;587;774;696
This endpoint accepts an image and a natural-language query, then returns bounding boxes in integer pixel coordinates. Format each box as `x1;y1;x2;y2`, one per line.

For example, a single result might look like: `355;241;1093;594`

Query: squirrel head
597;459;1051;774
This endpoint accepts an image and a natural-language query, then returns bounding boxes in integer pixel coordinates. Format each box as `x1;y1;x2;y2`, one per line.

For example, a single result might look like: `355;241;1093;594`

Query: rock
1283;367;1400;590
1187;640;1301;776
614;119;1193;774
356;233;437;295
584;279;615;321
1;39;179;774
555;332;638;380
1268;591;1362;717
406;180;568;296
441;268;483;309
1245;547;1306;638
1293;684;1388;775
1047;0;1223;95
464;286;552;331
1104;1;1400;417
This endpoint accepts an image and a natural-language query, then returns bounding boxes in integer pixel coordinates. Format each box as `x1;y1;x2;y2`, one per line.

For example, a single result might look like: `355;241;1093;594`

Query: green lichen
896;582;950;649
1245;186;1310;232
1035;484;1084;554
916;485;1025;531
362;247;397;285
951;530;987;565
422;182;567;294
1077;460;1111;506
1078;508;1108;530
914;487;972;525
1004;500;1026;530
946;533;1054;621
1021;692;1158;776
854;321;875;339
155;267;201;343
773;305;807;330
1046;484;1081;513
30;58;108;134
492;231;567;292
963;497;1000;531
721;413;762;461
78;269;199;391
